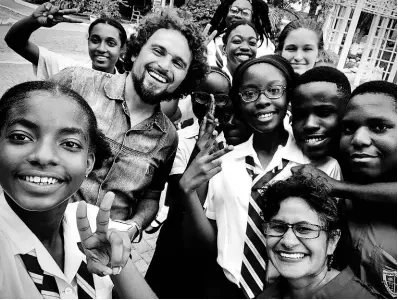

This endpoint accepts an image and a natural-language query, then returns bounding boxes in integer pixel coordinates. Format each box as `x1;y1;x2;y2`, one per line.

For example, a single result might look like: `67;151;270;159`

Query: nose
225;113;236;126
303;114;320;132
280;227;300;249
97;40;107;53
255;92;271;107
239;41;251;52
157;56;172;72
294;49;303;61
352;127;372;148
27;140;60;167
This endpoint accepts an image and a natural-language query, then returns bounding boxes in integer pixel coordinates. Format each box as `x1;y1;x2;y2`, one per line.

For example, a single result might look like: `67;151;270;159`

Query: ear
326;229;341;255
130;55;136;63
222;45;226;55
85;152;95;178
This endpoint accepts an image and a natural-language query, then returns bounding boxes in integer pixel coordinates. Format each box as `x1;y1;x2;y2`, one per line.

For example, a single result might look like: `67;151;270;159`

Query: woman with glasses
257;174;381;298
206;0;274;68
179;55;344;298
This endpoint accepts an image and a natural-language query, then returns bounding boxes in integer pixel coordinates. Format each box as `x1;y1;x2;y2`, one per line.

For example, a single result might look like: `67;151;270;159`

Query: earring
85;174;88;178
327;254;334;271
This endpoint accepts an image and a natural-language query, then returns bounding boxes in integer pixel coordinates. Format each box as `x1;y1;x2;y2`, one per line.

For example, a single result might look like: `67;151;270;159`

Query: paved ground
0;1;160;276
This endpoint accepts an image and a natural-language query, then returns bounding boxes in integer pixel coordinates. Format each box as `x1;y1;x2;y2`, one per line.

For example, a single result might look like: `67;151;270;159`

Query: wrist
128;221;142;243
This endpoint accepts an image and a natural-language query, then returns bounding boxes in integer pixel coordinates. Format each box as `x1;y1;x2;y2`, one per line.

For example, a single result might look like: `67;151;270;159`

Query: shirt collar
0;192;85;283
103;72;168;133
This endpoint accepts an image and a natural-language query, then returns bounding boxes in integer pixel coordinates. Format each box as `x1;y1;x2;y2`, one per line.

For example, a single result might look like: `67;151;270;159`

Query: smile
256;112;276;121
278;252;305;260
94;55;109;61
350;153;377;163
236;53;252;62
20;176;60;185
304;136;327;146
148;70;168;83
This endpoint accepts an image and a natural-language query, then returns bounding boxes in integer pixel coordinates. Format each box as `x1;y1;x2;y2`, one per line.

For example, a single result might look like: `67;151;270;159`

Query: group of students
0;0;396;299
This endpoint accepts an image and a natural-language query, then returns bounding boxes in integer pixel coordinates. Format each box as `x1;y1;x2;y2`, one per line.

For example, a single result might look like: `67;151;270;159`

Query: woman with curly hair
206;0;275;68
257;174;382;298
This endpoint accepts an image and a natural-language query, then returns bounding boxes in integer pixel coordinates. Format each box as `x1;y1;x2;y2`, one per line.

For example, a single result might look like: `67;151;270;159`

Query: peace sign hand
202;24;218;46
33;2;81;27
76;192;136;277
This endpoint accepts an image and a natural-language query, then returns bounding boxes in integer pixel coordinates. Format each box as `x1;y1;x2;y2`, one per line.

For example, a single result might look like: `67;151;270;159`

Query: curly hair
210;0;272;46
0;81;111;170
276;18;324;53
221;20;259;45
124;8;209;99
260;173;340;240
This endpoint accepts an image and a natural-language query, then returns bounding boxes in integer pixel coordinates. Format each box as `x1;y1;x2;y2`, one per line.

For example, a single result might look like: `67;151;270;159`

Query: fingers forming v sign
77;192;136;277
34;2;81;27
202;24;218;46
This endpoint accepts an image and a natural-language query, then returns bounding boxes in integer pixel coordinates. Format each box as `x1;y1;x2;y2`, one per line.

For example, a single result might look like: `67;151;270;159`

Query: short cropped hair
222;20;259;45
0;81;111;169
124;8;209;99
350;80;397;111
260;173;340;239
293;66;351;106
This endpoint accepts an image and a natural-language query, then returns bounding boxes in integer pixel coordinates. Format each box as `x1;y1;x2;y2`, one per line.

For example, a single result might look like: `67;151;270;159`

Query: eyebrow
7;118;87;140
153;44;188;68
241;81;286;88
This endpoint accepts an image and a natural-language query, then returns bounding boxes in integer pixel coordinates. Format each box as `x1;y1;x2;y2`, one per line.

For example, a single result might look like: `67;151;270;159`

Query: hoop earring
327;254;334;271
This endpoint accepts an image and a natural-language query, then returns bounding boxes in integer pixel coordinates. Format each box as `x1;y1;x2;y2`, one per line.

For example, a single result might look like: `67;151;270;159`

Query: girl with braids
206;0;275;68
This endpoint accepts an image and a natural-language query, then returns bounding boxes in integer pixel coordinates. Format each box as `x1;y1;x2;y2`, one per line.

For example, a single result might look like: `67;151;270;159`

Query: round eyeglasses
264;220;327;239
192;92;229;107
239;85;286;103
228;6;253;18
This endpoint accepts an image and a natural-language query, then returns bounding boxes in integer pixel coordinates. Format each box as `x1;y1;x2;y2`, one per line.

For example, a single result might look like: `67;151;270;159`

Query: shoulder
50;67;115;89
312;156;342;179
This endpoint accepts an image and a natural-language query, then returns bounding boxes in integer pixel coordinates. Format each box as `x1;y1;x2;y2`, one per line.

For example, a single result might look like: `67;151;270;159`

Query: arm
111;259;157;299
4;3;79;66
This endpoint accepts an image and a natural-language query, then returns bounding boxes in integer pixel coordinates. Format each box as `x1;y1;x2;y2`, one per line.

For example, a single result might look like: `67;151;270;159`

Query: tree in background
180;0;221;29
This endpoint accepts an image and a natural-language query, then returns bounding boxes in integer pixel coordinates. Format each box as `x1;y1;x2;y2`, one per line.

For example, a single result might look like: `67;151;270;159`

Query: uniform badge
382;267;397;298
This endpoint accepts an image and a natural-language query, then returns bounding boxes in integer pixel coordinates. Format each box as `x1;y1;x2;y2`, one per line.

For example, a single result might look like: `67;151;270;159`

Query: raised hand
291;164;337;190
33;2;81;27
180;121;233;194
76;192;136;276
202;24;218;46
196;95;219;152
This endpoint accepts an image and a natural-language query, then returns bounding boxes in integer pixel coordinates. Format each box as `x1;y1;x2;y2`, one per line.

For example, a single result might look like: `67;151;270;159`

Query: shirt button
64;287;73;294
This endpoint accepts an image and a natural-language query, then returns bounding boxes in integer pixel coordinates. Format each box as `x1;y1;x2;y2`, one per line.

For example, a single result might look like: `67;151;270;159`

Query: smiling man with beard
50;9;208;238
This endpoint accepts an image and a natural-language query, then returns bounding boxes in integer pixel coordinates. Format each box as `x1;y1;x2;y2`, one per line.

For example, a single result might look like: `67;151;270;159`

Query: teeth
23;176;59;185
148;71;167;83
257;112;274;120
237;54;250;61
280;252;305;259
305;137;325;144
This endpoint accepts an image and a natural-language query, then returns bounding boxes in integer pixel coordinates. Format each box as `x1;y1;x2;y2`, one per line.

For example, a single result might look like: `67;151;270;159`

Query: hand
76;192;136;277
33;2;81;27
180;126;233;194
291;164;337;191
196;96;219;152
202;24;218;46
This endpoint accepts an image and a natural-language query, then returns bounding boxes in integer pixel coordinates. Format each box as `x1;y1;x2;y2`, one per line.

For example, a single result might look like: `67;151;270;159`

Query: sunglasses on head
229;6;253;18
192;92;230;106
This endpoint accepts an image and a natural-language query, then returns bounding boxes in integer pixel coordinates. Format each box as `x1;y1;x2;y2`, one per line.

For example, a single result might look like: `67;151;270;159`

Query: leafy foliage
53;0;121;20
180;0;221;30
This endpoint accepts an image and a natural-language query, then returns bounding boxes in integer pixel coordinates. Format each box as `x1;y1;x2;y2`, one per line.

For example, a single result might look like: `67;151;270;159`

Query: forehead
285;28;319;46
344;93;397;121
293;82;341;108
273;197;321;225
198;72;230;94
7;91;88;131
231;0;252;9
228;25;257;40
90;23;121;40
144;28;192;64
241;63;286;86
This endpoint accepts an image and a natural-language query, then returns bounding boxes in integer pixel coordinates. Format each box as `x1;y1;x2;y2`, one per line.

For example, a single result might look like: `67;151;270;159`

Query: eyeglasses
264;220;327;239
192;92;230;107
228;6;253;18
239;85;286;103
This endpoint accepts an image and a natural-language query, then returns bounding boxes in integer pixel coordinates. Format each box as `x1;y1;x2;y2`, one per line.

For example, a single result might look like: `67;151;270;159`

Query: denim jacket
51;67;178;220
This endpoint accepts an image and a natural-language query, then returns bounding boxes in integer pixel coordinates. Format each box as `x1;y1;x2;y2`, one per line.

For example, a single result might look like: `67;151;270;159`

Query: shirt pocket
372;245;397;298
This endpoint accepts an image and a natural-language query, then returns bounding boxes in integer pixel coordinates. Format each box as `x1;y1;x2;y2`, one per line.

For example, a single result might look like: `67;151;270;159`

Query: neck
226;62;235;77
286;266;338;298
252;126;288;154
5;193;67;248
92;63;115;74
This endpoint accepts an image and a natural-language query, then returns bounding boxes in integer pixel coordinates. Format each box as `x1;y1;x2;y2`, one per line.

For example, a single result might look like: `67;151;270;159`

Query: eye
90;36;100;44
107;40;117;47
267;86;282;95
249;39;258;47
9;133;32;142
61;140;82;150
152;47;164;56
370;124;389;133
269;222;286;233
173;59;185;69
317;109;334;117
284;46;296;51
342;124;355;135
304;47;314;51
295;224;316;234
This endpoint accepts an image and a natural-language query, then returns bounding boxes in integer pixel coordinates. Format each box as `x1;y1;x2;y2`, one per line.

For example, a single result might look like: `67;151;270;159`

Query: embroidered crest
382;267;397;298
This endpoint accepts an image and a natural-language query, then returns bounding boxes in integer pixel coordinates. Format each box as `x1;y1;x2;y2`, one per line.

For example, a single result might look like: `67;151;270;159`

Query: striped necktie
20;242;96;299
240;156;289;298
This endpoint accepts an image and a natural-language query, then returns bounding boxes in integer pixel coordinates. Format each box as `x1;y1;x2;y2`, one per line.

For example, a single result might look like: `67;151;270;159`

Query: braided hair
210;0;272;46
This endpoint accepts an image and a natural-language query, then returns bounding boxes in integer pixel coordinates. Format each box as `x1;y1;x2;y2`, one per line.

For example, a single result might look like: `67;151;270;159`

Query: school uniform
257;267;383;299
205;130;342;298
0;192;128;299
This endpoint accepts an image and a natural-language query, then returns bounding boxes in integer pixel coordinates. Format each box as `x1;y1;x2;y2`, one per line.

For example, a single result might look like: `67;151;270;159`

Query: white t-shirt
205;131;342;287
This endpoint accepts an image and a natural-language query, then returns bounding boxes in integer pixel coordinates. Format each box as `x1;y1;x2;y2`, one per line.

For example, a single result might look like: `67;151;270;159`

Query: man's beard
132;70;176;105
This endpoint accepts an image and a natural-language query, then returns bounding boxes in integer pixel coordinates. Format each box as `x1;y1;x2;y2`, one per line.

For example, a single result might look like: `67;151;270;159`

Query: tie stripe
240;156;289;298
20;245;96;299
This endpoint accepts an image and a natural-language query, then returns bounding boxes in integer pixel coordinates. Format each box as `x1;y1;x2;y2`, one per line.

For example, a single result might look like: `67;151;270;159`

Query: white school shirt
0;192;129;298
33;46;118;80
205;131;342;287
